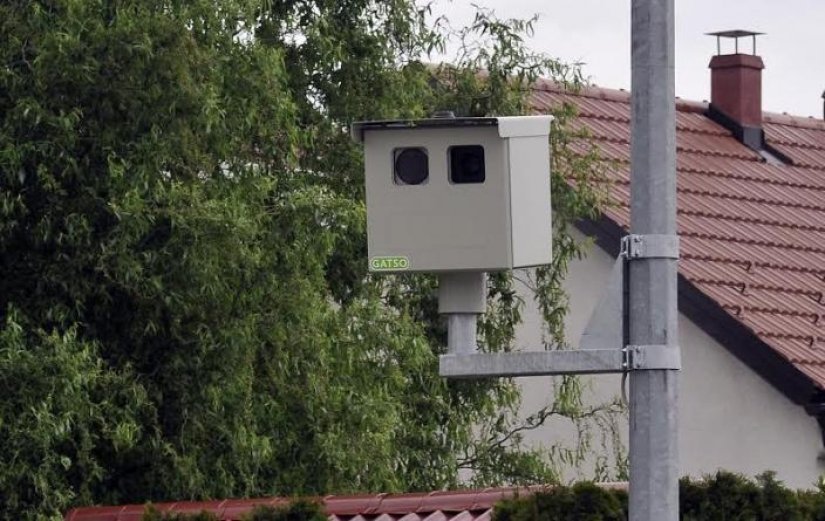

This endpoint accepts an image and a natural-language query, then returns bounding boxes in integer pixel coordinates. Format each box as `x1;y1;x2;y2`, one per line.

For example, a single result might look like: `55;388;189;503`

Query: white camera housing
352;116;553;273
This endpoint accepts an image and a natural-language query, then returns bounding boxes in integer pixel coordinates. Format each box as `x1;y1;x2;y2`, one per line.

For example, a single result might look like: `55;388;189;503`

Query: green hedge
493;472;825;521
142;473;825;521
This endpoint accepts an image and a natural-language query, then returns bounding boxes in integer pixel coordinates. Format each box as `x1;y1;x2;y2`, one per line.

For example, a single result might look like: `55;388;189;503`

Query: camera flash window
449;145;485;184
393;147;429;185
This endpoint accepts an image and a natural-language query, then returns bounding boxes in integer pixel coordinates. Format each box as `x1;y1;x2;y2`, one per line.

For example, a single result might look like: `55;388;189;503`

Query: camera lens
450;145;485;184
394;148;429;185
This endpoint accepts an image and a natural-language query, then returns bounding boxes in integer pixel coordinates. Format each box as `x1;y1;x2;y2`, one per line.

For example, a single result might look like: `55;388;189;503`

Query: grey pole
439;272;485;355
446;314;478;355
629;0;679;520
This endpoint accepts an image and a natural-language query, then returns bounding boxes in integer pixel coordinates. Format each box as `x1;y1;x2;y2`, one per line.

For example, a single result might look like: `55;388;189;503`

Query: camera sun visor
449;145;485;184
393;147;429;185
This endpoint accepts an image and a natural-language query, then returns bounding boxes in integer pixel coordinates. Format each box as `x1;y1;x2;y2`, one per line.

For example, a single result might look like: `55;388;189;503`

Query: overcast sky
430;0;825;119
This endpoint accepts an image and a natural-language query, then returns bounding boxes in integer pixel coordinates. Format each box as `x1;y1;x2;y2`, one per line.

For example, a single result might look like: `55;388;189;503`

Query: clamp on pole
620;234;680;260
622;344;681;371
619;234;681;371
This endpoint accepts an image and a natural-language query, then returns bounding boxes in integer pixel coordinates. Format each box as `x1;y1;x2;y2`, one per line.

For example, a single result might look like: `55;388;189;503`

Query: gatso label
370;256;410;271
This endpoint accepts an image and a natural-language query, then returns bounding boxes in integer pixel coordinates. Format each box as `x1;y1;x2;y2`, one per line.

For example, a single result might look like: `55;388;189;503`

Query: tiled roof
63;487;555;521
531;81;825;394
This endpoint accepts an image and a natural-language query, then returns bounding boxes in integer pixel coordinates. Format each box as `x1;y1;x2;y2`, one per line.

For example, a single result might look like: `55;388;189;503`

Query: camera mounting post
438;271;486;354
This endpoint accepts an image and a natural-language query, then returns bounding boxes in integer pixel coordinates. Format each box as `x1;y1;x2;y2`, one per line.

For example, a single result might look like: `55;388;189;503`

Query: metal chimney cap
706;30;765;38
707;30;765;55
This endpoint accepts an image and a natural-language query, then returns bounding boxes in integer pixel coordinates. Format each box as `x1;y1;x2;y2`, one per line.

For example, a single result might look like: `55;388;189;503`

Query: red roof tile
64;487;563;521
532;81;825;392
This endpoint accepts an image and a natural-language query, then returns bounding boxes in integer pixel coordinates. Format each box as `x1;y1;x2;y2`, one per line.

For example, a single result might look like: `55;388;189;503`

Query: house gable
530;80;825;428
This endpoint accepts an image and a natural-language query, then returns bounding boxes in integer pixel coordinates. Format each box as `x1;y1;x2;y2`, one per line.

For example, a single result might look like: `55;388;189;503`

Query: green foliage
141;498;326;521
494;472;825;521
142;504;219;521
495;482;626;521
0;308;153;517
0;0;614;519
246;501;328;521
680;472;815;521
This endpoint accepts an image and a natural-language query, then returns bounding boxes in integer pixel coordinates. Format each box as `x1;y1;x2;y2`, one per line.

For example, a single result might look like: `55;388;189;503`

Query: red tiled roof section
764;116;825;171
63;487;556;521
531;81;825;389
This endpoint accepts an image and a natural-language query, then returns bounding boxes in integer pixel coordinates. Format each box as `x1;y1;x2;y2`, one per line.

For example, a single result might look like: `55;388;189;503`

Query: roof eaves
63;486;614;521
575;215;820;407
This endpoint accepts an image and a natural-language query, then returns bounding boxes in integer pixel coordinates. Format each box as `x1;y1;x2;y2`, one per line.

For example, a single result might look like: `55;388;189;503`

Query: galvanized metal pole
446;314;478;355
439;272;485;355
629;1;679;520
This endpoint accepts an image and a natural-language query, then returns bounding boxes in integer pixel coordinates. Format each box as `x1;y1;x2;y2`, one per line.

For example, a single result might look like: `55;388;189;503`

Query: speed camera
352;115;553;273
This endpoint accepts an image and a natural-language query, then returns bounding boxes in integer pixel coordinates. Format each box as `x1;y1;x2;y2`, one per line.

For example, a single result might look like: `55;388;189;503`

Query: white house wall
514;230;825;489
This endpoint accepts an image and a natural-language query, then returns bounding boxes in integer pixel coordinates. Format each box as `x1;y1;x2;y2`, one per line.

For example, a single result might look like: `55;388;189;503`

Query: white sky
429;0;825;119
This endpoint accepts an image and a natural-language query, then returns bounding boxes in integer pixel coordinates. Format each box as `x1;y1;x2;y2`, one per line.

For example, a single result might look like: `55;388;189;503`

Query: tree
0;1;616;519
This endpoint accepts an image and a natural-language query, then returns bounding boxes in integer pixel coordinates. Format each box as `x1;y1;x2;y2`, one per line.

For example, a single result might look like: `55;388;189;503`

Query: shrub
494;472;825;521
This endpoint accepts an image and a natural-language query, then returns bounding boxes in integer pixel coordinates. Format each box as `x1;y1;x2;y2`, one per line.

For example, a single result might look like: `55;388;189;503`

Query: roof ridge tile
768;141;825;153
682;254;825;277
722;303;820;321
760;330;824;343
680;231;825;254
688;278;824;299
676;167;825;192
678;209;825;233
676;188;825;212
578;113;630;123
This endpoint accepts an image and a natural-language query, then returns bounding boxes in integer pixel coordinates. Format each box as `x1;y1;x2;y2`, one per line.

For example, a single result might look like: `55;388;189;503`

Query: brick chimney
710;54;764;126
707;30;765;150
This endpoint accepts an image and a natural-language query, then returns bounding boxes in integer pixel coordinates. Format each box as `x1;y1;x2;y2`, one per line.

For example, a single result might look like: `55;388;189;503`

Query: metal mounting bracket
438;236;684;379
620;234;680;260
623;344;681;371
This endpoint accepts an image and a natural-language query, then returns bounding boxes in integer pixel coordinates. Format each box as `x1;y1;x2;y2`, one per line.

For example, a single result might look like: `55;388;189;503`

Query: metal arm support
437;233;683;379
438;235;682;379
439;344;680;379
